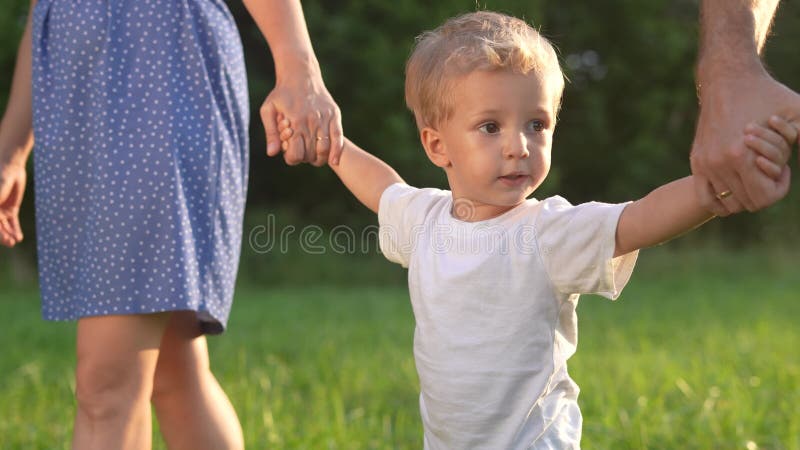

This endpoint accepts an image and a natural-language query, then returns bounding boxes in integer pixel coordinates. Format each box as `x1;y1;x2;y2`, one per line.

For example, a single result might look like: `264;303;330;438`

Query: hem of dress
42;307;227;335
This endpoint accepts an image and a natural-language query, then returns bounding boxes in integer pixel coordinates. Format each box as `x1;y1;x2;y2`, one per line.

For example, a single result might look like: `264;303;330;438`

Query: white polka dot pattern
31;0;249;333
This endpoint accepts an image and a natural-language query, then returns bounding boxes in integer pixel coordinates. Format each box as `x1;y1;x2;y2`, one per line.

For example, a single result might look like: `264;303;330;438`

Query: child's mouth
498;173;529;185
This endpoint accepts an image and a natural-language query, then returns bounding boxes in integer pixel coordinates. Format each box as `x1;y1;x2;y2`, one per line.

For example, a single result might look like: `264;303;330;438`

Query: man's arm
697;0;779;79
691;0;800;216
328;139;405;214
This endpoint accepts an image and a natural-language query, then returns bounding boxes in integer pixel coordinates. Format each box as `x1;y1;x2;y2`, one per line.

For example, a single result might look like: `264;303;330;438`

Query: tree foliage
2;0;800;251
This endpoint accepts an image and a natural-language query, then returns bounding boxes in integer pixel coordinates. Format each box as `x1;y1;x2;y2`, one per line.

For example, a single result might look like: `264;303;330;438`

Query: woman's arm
0;1;35;247
0;1;35;168
242;0;343;166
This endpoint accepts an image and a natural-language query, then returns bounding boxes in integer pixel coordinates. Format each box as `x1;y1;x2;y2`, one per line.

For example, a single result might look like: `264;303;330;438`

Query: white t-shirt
378;183;638;450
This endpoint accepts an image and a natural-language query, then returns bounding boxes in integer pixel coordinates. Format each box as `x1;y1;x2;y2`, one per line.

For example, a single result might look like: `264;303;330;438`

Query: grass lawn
1;246;799;449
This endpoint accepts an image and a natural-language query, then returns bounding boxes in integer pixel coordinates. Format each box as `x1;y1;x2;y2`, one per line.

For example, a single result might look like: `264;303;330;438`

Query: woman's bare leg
151;312;243;450
72;313;170;450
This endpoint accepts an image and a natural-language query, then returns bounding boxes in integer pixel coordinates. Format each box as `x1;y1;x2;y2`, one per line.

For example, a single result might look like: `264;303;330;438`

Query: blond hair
405;11;564;129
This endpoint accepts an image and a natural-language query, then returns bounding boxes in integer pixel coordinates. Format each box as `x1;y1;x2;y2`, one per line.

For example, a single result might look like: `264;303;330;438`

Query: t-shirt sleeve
378;183;444;268
534;196;638;299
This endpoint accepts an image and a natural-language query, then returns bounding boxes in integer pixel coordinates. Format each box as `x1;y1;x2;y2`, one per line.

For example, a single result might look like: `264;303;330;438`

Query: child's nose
504;132;530;159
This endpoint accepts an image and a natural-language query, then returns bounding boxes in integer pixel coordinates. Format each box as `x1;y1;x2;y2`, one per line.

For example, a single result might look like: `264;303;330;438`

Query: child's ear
420;127;451;168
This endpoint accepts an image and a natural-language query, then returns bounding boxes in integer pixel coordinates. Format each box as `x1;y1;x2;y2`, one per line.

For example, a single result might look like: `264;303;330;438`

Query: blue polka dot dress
31;0;249;334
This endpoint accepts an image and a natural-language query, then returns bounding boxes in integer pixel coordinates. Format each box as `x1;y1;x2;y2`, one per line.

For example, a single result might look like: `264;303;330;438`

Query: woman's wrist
273;49;322;82
0;140;33;169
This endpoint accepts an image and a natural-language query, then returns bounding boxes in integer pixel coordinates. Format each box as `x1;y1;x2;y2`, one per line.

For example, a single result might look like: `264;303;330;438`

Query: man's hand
691;70;800;215
0;162;26;248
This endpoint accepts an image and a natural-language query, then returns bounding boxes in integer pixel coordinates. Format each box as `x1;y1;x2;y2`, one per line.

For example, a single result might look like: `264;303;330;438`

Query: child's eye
478;122;500;134
527;120;546;132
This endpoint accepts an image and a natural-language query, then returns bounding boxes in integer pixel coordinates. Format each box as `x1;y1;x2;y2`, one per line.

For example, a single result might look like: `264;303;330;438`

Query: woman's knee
74;354;154;420
74;314;167;420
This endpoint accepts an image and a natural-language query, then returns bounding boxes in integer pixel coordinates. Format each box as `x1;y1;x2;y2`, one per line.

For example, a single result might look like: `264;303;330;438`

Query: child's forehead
443;69;561;117
449;68;560;96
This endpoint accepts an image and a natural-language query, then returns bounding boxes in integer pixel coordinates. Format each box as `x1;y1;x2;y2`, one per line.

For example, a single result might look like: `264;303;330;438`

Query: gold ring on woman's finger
715;190;732;200
316;135;330;141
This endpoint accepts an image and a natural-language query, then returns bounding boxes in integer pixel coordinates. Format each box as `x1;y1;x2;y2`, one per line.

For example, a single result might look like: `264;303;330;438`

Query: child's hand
275;115;329;167
745;115;797;180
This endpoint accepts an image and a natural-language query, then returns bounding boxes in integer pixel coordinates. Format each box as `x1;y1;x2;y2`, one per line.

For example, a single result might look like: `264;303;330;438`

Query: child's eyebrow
469;109;504;119
469;107;553;120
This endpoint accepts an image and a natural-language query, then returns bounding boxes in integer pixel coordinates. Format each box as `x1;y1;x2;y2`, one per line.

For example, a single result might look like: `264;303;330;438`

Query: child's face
425;69;558;221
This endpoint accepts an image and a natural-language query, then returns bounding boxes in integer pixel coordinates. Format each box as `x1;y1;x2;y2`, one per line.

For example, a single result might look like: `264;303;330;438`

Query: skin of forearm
241;0;322;81
615;176;715;257
697;0;780;83
329;139;404;214
0;9;34;167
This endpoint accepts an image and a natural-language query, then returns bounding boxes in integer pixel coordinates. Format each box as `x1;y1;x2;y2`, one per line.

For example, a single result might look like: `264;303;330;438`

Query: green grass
1;246;799;449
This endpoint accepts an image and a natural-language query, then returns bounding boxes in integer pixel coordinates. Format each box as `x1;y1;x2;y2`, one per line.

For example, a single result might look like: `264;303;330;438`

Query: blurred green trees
2;0;799;266
235;0;800;236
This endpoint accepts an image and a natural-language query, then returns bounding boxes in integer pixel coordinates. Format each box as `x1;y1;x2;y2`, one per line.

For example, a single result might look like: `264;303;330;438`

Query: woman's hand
0;161;27;247
261;74;343;167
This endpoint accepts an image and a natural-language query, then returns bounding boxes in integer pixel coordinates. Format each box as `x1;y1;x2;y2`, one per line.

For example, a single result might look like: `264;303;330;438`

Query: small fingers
278;118;293;143
755;155;783;179
277;117;291;133
744;133;787;181
767;115;799;147
746;121;792;165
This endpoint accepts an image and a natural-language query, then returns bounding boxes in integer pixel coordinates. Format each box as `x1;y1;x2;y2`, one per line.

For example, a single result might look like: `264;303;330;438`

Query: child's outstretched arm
278;120;404;213
614;116;797;257
329;138;405;213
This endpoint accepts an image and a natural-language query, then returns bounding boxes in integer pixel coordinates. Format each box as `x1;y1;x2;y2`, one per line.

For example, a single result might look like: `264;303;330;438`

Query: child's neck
450;196;522;222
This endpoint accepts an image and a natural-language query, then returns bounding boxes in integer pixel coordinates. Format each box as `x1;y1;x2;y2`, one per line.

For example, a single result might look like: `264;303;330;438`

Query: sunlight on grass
0;247;798;449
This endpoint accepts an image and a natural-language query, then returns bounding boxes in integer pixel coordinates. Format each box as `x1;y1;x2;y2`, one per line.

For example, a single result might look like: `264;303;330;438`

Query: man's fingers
262;102;281;157
693;174;728;217
708;165;752;212
711;185;744;216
